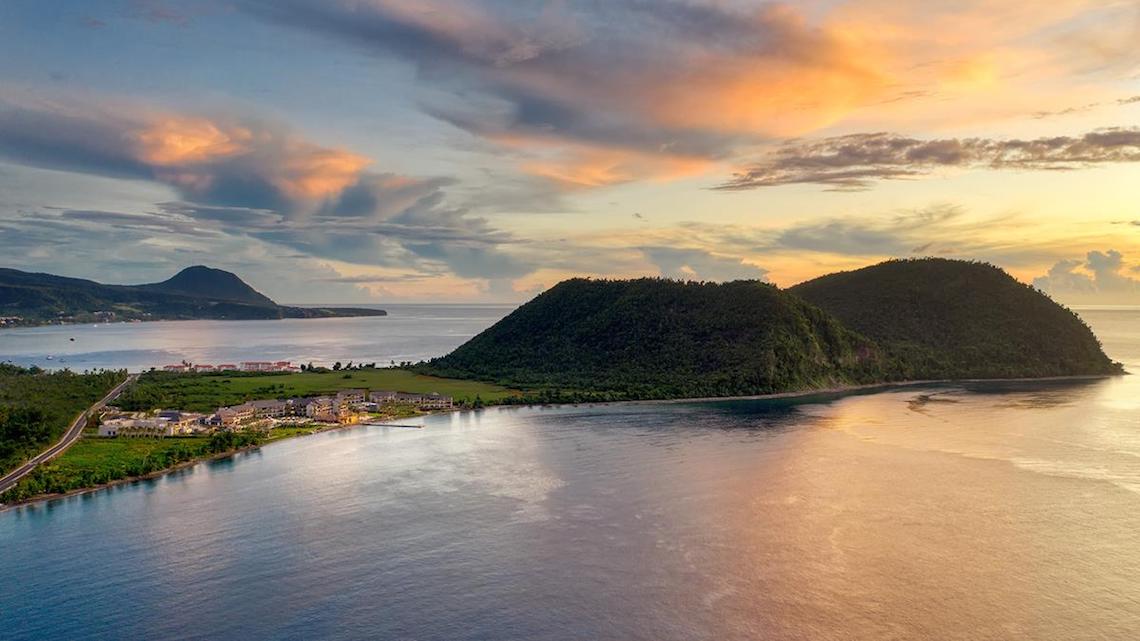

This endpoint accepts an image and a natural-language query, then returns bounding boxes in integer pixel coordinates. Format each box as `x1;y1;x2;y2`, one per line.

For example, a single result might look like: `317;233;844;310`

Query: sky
0;0;1138;304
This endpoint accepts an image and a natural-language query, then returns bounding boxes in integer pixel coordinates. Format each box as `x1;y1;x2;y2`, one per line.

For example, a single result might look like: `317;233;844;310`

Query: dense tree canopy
419;278;885;400
0;364;126;474
419;260;1121;400
790;258;1121;379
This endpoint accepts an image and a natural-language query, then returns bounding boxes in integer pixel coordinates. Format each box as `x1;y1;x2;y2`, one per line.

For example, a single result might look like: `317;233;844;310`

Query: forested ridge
419;278;885;400
420;259;1121;400
0;364;126;475
790;258;1121;379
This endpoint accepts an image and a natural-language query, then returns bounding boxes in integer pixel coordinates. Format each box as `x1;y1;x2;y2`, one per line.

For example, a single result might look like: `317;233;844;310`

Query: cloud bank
719;128;1140;190
1034;250;1140;303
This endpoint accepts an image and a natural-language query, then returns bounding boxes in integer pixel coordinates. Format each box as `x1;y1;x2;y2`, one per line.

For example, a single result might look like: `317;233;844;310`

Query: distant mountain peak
142;266;277;306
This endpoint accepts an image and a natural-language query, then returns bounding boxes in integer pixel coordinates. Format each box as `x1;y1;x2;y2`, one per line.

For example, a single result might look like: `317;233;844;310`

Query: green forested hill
419;278;884;400
789;258;1121;379
0;266;386;325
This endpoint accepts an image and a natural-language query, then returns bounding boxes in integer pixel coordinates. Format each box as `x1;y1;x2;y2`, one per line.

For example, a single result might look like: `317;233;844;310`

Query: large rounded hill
789;258;1121;379
422;278;884;400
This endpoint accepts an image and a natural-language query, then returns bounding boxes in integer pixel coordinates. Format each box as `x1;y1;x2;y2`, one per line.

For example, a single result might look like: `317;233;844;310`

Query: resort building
248;399;293;419
304;397;336;422
369;390;398;403
216;404;257;427
216;364;238;371
336;389;368;410
371;391;455;410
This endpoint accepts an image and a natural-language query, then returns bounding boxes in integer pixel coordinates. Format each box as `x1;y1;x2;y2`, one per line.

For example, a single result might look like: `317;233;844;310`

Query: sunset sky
1;0;1138;303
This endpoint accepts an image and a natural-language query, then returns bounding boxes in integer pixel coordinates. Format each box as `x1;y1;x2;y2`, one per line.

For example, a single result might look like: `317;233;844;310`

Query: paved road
0;373;138;497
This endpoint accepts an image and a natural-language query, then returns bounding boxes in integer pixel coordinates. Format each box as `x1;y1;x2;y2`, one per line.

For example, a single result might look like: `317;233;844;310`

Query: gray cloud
719;128;1140;191
0;95;534;285
1033;250;1140;303
236;0;886;165
641;247;767;282
764;205;967;256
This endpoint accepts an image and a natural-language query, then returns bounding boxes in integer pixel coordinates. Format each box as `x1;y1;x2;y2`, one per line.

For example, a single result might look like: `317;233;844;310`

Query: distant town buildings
159;361;301;373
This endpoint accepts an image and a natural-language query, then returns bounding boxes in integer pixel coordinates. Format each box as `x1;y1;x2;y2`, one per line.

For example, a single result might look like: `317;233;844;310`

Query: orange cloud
276;143;370;202
520;146;712;189
124;110;372;207
131;117;252;165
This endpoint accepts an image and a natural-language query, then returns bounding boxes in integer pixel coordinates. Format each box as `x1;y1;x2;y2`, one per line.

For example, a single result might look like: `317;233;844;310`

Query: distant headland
0;265;385;326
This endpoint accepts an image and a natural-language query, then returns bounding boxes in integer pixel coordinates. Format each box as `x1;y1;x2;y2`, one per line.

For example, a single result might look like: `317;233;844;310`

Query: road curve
0;373;138;497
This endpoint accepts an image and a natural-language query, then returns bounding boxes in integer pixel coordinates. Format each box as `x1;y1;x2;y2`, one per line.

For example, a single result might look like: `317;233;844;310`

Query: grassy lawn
47;436;211;472
118;369;518;413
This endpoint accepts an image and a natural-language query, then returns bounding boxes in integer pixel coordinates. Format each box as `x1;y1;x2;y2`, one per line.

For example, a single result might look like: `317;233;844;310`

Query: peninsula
419;258;1122;401
0;265;386;326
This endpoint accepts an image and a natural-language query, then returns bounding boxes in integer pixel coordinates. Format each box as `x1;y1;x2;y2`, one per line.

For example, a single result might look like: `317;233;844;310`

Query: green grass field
46;436;211;472
117;369;518;413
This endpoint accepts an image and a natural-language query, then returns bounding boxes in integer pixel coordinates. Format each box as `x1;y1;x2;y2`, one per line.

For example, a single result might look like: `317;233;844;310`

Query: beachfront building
163;364;188;373
372;391;455;410
304;397;336;422
216;364;238;371
369;390;397;404
216;404;257;427
336;389;367;410
248;399;294;419
418;393;455;410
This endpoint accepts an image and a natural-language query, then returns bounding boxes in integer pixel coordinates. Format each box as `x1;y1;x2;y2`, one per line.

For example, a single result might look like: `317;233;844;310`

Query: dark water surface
2;310;1139;640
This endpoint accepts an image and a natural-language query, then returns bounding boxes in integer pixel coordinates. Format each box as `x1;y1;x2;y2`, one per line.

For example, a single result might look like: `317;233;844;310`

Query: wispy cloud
718;128;1140;191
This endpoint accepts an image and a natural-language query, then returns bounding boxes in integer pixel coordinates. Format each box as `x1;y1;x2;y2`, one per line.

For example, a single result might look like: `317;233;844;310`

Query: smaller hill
0;266;386;325
789;258;1121;379
419;278;884;400
138;266;276;306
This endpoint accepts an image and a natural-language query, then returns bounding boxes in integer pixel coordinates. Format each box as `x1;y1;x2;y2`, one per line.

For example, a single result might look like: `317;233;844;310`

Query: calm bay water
0;304;515;372
2;309;1139;640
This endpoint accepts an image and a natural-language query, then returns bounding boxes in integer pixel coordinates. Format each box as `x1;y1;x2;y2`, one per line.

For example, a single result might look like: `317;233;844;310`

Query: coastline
0;417;424;512
644;373;1120;406
1;312;388;331
0;373;1120;512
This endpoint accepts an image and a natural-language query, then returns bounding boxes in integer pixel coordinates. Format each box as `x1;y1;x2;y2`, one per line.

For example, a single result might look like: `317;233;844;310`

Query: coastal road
0;373;138;497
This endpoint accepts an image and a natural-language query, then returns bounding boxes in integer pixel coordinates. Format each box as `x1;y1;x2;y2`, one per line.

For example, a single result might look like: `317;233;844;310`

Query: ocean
1;308;1138;640
0;304;516;372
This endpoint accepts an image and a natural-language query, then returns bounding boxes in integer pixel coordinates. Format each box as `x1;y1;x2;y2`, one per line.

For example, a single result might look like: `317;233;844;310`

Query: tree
333;362;342;371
